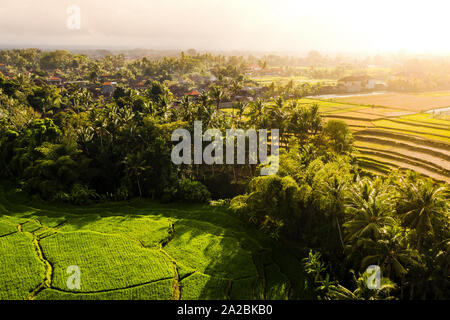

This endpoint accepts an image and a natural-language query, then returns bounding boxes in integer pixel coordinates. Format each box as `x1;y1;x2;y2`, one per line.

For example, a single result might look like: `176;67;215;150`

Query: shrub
161;185;178;203
53;191;70;203
246;175;303;222
32;180;61;200
114;185;129;201
68;184;99;205
201;173;245;199
176;179;211;203
230;175;309;238
162;179;211;204
101;185;130;202
229;195;250;215
323;120;354;154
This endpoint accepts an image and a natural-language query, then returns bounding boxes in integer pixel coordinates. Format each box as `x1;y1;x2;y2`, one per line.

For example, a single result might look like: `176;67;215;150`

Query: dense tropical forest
0;49;448;300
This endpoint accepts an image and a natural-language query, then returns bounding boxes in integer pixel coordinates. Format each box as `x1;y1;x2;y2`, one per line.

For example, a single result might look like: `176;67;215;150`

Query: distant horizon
2;44;450;60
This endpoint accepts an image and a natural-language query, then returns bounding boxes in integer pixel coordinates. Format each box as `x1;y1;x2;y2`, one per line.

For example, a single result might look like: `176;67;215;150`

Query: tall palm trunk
137;177;142;197
336;216;345;250
417;232;423;252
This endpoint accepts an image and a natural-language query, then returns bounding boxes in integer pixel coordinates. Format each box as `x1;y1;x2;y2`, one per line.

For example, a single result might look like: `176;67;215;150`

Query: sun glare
270;0;450;54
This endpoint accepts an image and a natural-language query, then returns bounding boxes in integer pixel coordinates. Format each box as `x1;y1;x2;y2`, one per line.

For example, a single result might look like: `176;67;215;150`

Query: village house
244;64;262;75
131;81;146;90
318;85;336;94
186;89;202;100
47;76;63;86
169;83;190;97
338;75;386;93
101;81;117;96
0;63;6;73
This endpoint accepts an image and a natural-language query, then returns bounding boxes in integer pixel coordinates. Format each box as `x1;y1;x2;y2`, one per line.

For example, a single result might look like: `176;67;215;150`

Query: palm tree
319;176;347;249
287;106;309;143
209;85;225;109
344;178;396;242
273;96;284;110
344;198;396;242
309;103;322;135
199;103;218;128
95;116;109;148
180;96;195;122
359;227;420;280
230;79;242;98
199;91;210;108
257;59;267;70
395;177;448;251
267;103;288;143
235;101;247;125
123;151;149;197
157;93;172;119
247;99;265;128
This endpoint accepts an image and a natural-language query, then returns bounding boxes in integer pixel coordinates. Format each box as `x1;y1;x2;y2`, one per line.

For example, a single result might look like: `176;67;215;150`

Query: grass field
0;183;312;300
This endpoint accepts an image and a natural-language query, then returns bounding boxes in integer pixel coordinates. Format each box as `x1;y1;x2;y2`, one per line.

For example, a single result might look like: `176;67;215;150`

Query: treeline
0;68;348;202
389;58;450;91
0;48;242;82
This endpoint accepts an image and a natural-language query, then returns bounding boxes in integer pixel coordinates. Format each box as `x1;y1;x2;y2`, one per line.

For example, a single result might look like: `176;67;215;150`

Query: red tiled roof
246;64;260;69
102;82;113;86
187;90;201;96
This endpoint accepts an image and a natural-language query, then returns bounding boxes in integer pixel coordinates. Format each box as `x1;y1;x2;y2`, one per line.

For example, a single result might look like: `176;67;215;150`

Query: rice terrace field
2;0;450;305
0;184;311;300
335;91;450;113
311;91;450;183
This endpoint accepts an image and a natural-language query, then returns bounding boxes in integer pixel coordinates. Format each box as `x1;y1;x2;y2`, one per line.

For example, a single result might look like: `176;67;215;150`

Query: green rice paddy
0;183;312;300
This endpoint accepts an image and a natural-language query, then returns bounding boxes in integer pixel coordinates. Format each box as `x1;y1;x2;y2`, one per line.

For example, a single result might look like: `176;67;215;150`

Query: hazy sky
1;0;450;54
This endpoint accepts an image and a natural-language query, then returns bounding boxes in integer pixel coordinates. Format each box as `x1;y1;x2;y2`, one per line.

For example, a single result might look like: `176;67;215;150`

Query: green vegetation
251;75;335;86
373;119;450;142
0;185;312;300
0;49;448;300
0;233;46;300
399;113;450;127
304;95;450;184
